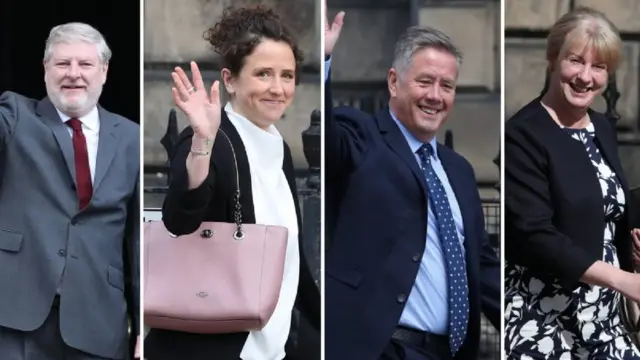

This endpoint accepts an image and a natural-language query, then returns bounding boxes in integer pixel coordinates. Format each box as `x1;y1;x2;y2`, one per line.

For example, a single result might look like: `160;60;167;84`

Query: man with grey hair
322;3;500;360
0;22;140;359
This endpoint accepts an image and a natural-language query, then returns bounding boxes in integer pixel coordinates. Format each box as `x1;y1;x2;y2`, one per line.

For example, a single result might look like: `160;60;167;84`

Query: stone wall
143;0;321;170
505;0;640;188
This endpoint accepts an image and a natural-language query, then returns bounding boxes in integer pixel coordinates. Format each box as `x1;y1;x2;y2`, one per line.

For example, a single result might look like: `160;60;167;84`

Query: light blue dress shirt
325;57;467;334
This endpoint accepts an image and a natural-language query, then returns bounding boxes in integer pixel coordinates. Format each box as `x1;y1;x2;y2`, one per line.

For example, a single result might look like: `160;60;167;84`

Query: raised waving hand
171;61;221;139
324;0;345;57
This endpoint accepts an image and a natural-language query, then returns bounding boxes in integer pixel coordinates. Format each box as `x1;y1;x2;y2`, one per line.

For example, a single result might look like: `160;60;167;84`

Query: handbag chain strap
217;129;245;240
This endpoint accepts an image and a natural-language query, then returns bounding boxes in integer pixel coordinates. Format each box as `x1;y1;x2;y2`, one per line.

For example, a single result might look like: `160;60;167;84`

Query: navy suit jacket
324;73;501;360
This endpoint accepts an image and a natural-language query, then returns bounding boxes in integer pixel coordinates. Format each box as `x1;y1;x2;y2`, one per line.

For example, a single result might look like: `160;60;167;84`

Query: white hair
43;22;112;64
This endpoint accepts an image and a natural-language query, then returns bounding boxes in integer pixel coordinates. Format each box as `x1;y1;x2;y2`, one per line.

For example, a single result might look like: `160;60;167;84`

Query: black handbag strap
218;129;245;240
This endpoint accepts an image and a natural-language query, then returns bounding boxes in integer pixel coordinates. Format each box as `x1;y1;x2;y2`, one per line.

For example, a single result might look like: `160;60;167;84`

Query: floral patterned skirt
504;241;640;359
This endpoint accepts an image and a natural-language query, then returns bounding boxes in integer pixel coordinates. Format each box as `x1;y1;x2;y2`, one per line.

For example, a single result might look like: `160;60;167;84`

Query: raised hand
324;0;345;57
171;61;221;139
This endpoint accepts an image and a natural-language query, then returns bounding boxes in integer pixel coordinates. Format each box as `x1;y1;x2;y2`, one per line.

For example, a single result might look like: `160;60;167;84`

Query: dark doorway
0;0;140;123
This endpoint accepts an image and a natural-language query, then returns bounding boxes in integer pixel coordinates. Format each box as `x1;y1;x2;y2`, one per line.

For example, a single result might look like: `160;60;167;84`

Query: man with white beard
0;22;140;360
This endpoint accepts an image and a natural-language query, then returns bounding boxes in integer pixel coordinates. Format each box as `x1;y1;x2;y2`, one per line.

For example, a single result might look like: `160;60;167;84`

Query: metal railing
480;199;500;360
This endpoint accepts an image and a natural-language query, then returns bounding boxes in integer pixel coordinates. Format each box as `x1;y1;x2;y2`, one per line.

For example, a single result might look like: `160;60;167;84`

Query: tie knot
66;118;82;131
419;143;434;161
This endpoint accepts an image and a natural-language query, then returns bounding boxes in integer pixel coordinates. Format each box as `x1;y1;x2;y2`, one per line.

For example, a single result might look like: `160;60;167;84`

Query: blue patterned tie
418;143;469;354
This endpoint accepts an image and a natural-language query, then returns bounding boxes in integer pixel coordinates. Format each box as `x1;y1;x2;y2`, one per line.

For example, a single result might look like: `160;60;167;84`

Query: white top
55;106;100;183
225;103;300;360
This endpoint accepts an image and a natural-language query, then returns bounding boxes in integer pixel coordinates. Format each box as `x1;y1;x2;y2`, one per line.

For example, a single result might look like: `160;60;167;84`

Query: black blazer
144;111;320;360
504;98;634;292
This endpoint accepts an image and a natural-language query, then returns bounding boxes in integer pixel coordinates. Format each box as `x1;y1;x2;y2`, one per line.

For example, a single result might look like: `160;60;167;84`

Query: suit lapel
591;114;632;237
592;114;629;193
438;146;474;247
93;107;122;192
375;109;429;201
35;97;76;185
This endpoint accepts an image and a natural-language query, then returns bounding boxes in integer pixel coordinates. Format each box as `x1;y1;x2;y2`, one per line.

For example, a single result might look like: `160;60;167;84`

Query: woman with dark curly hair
144;5;320;360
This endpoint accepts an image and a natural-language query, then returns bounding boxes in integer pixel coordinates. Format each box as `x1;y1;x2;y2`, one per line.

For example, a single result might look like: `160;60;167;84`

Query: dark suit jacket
0;92;140;359
504;98;634;291
144;110;320;360
324;72;501;360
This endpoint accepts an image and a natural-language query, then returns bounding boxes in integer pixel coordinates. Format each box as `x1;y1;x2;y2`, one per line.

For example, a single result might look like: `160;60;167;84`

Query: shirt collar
56;106;100;132
389;109;439;160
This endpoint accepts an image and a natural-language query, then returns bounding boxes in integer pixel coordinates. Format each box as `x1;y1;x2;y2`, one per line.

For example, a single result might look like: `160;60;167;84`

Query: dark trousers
0;301;119;360
145;329;301;360
380;332;453;360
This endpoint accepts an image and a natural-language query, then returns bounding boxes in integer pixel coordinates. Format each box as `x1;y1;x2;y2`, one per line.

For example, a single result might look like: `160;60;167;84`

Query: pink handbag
143;130;289;334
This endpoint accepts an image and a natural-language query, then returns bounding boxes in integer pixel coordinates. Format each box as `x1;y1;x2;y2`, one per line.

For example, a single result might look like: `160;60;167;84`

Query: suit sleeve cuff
557;249;598;291
324;56;332;82
168;171;212;213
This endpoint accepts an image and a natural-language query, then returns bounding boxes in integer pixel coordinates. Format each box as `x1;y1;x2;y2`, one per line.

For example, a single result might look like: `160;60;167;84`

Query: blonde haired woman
504;7;640;359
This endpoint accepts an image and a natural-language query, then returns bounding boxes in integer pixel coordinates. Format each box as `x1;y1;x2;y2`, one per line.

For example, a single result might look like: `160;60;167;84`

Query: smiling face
550;41;609;110
544;12;622;116
222;39;296;129
44;41;108;117
388;46;458;142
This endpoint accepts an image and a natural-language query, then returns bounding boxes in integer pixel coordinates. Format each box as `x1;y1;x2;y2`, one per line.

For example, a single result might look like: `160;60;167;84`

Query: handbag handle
218;129;245;240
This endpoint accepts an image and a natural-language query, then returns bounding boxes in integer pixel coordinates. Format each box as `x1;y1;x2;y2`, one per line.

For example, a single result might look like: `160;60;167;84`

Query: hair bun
204;5;283;58
202;4;303;79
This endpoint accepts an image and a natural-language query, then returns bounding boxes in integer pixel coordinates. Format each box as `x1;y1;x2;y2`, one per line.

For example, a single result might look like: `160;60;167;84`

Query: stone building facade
505;0;640;189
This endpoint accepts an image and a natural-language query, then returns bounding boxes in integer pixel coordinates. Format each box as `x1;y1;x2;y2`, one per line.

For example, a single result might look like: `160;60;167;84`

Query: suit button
412;253;421;262
58;249;66;257
71;219;77;225
397;294;406;303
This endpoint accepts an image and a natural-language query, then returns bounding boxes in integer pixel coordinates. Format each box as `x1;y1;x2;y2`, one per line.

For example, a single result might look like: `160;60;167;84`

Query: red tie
66;118;93;210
